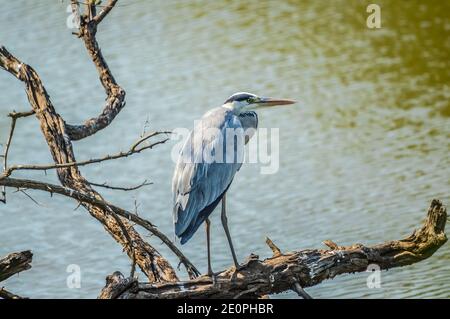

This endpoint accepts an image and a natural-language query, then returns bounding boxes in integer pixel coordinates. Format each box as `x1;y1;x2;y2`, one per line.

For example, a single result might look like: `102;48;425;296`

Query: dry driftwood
0;250;33;282
99;199;447;299
0;176;199;279
0;250;32;299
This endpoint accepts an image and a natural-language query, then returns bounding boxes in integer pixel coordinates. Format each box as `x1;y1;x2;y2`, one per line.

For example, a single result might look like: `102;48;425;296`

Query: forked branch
0;131;170;180
0;176;200;279
99;199;447;299
66;0;125;140
0;0;180;283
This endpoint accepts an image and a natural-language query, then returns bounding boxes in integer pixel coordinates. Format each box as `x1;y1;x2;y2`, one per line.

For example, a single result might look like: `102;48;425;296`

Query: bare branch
8;110;35;119
265;237;282;257
93;0;118;24
0;44;178;282
19;189;44;207
0;177;200;279
0;110;33;202
88;179;153;191
323;240;346;251
99;200;447;299
0;131;169;179
1;115;16;203
131;131;171;152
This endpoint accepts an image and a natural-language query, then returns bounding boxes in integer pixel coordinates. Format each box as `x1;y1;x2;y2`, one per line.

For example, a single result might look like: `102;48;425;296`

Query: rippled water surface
0;0;449;298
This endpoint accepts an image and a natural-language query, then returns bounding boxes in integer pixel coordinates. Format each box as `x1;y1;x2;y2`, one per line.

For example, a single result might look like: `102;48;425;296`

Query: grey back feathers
172;106;258;244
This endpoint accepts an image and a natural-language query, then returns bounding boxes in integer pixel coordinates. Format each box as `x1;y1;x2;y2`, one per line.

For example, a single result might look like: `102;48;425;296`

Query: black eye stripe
224;93;256;103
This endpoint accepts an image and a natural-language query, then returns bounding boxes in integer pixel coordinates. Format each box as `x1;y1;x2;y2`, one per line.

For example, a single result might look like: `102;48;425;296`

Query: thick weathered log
99;199;447;299
0;131;170;179
0;0;178;283
0;250;32;282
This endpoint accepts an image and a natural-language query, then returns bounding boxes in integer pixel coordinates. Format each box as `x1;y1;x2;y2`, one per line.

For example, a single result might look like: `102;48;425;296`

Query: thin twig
75;0;136;9
0;110;33;202
0;177;200;278
1;117;16;203
130;131;171;152
0;132;169;179
265;237;282;257
93;0;117;24
19;189;43;207
8;110;35;119
99;195;137;280
2;4;178;282
141;116;150;137
88;179;152;191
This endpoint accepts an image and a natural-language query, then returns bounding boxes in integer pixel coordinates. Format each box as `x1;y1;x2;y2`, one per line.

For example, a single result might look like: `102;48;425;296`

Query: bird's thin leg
220;193;240;269
205;218;213;276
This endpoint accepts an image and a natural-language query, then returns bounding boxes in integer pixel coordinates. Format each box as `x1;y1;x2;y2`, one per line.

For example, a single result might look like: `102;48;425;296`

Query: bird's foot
230;264;243;282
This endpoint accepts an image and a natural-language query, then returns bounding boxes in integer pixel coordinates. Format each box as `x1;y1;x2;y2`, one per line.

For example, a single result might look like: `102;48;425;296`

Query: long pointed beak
257;97;297;108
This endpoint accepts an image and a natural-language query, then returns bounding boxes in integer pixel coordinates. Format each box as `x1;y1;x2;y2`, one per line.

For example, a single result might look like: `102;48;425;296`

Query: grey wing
172;110;244;241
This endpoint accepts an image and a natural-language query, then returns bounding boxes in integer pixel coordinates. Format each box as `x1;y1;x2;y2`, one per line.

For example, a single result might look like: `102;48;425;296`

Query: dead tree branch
0;177;200;278
99;199;447;299
0;0;179;283
1;114;16;202
88;179;153;191
0;131;170;180
65;0;125;141
8;110;35;119
0;250;33;282
0;110;34;202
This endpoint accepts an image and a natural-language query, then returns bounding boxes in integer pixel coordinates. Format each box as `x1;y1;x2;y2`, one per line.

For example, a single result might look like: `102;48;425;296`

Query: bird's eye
247;97;255;103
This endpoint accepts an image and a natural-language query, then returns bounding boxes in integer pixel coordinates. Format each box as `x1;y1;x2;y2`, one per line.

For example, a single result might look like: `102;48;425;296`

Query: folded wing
172;108;244;244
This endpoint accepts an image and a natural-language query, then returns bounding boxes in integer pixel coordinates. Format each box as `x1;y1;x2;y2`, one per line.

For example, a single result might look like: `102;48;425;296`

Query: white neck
222;101;247;114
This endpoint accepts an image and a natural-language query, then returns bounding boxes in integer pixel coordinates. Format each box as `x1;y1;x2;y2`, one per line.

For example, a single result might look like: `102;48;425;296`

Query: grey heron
172;92;295;276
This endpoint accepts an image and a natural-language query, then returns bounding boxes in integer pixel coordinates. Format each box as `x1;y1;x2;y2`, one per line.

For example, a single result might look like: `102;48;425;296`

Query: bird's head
223;92;296;114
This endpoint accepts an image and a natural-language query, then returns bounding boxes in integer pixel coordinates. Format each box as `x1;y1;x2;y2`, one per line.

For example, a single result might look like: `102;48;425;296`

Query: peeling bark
0;250;33;282
99;200;447;299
